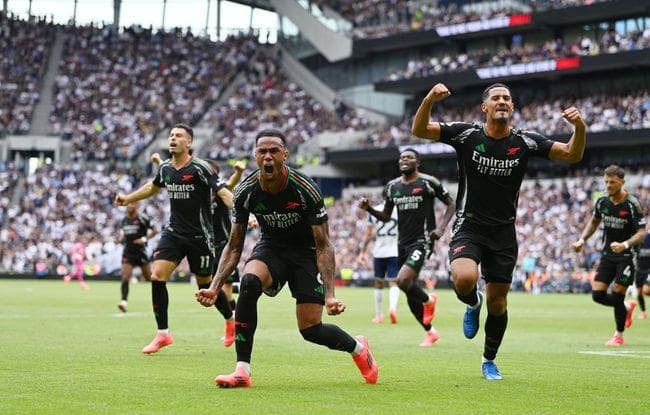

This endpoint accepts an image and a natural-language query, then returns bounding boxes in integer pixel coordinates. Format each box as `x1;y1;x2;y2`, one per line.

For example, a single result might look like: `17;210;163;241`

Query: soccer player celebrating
356;203;400;324
358;149;455;347
196;129;378;388
117;201;157;312
573;165;646;346
412;82;586;380
115;123;234;354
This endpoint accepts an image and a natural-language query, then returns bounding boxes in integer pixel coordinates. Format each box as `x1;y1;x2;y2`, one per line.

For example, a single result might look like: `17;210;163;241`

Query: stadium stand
0;14;55;135
312;0;609;39
202;51;371;160
1;1;649;297
49;23;258;161
383;29;650;81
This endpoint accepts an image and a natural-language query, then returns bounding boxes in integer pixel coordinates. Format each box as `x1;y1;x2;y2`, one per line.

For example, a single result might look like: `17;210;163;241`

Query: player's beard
401;166;416;176
495;114;509;125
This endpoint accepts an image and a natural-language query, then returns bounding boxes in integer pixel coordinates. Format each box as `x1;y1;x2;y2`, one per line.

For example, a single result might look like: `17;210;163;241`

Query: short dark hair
400;147;421;161
482;83;511;101
172;123;193;139
255;128;286;145
604;165;625;179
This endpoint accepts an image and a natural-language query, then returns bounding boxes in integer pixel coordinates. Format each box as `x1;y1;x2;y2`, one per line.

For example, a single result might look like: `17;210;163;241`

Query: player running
115;123;234;354
573;165;646;346
117;201;157;312
358;148;455;347
412;82;586;379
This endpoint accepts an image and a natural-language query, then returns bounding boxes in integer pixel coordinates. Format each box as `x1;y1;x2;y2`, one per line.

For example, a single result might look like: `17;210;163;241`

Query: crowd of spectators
384;28;650;81
358;91;650;148
314;0;609;39
203;53;370;160
0;14;55;135
0;162;20;226
50;23;258;161
0;164;164;274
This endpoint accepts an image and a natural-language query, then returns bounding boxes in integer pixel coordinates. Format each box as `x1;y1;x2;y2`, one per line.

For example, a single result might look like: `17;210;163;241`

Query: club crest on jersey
506;147;521;156
181;174;194;182
286;201;301;209
619;210;629;217
412;187;423;195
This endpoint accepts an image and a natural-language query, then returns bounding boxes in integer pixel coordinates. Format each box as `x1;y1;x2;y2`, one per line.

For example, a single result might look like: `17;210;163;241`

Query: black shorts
636;258;650;287
595;255;635;287
448;221;517;283
635;268;649;288
122;248;150;267
374;257;399;281
214;240;227;259
398;241;431;274
153;230;214;277
247;241;323;304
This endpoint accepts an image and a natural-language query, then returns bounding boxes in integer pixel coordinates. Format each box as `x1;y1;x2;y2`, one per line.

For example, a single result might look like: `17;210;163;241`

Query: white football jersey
370;204;398;258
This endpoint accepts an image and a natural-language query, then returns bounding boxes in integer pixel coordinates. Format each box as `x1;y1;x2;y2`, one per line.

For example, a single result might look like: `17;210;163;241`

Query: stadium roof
229;0;273;11
2;0;279;41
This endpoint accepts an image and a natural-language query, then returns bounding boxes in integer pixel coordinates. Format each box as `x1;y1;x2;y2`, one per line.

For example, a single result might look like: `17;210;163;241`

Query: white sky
2;0;280;42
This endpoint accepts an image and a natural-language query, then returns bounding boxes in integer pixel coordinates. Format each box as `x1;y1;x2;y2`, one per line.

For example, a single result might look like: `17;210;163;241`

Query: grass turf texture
1;279;648;414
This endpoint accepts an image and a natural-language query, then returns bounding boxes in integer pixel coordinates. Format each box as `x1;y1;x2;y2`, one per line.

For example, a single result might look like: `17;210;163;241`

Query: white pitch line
578;351;650;359
111;312;149;318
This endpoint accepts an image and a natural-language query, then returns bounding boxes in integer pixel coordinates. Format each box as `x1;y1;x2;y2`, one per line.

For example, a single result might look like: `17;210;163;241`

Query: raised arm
226;161;246;190
216;187;234;209
114;181;160;206
548;107;587;164
312;221;346;316
150;152;162;166
411;83;452;141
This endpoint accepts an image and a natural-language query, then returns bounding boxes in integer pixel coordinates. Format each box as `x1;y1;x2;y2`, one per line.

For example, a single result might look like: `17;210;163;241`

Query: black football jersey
232;167;328;248
121;213;153;253
594;193;645;257
211;192;232;245
439;122;553;226
383;173;449;246
152;157;225;239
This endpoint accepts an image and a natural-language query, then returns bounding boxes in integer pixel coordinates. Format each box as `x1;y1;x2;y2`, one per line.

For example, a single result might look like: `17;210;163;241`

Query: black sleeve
438;122;476;148
520;130;554;159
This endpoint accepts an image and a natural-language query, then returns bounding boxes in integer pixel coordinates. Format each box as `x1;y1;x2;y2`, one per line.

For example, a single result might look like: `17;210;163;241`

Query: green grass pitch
1;279;648;414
